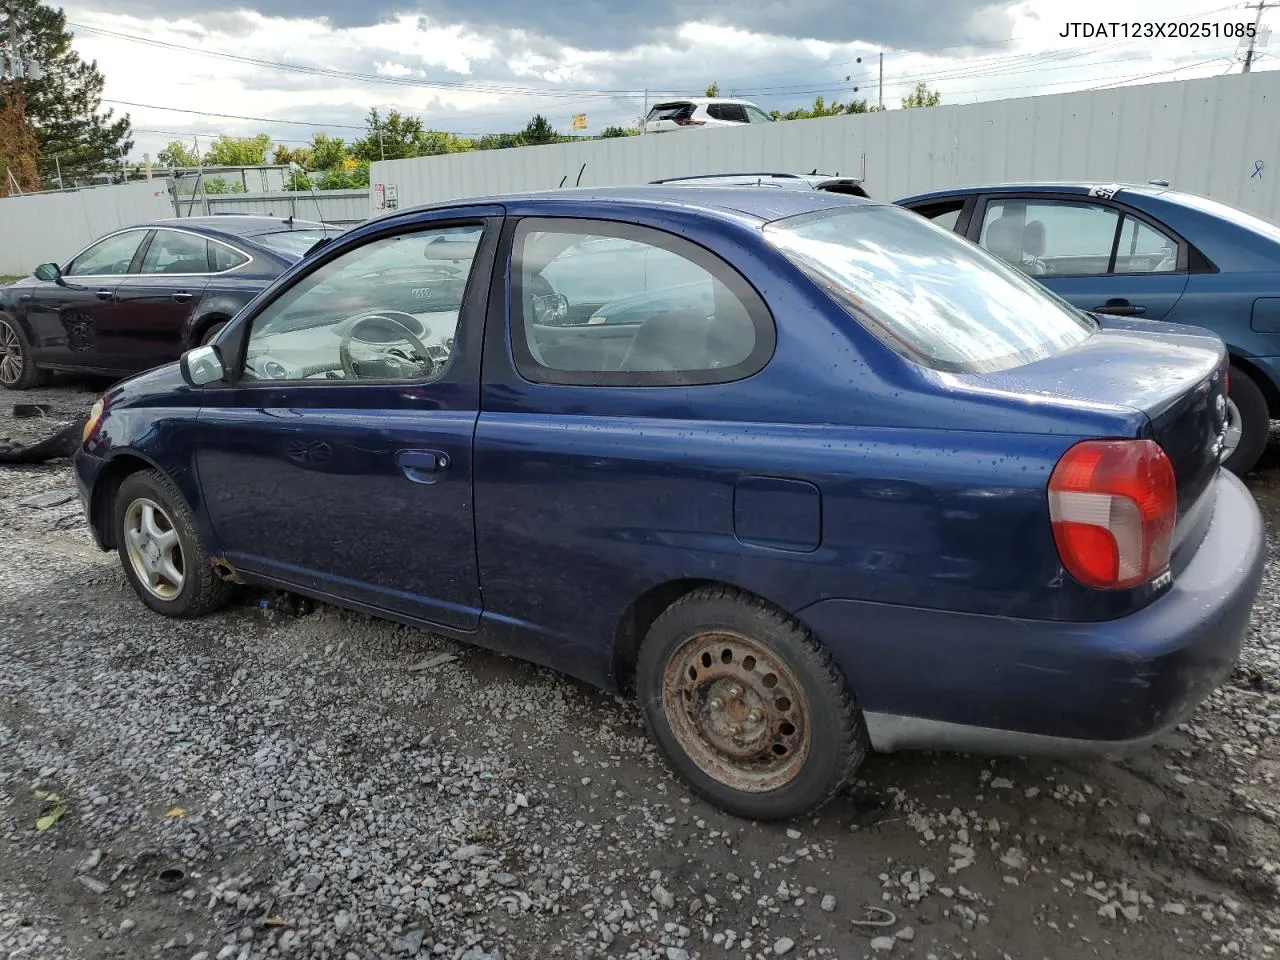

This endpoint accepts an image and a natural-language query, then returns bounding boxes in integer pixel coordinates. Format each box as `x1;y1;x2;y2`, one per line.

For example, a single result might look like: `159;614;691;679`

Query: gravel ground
1;382;1279;960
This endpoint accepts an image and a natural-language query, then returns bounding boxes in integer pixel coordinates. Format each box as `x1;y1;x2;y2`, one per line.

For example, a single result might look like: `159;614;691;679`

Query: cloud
62;0;1247;162
72;0;1018;51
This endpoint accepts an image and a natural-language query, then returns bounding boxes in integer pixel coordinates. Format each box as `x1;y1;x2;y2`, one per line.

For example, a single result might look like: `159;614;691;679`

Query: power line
100;98;369;130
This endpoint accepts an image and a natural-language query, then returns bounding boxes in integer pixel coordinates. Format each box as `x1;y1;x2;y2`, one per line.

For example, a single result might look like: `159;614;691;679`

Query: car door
194;208;502;630
968;194;1189;320
472;215;776;680
113;228;215;371
27;228;149;369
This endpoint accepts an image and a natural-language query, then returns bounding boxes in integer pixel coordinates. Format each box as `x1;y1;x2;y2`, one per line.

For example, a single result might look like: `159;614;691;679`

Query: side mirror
531;293;570;327
33;263;63;284
180;345;225;386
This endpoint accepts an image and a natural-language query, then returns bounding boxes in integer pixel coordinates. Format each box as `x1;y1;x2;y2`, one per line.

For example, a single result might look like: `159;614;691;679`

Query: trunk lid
976;324;1229;541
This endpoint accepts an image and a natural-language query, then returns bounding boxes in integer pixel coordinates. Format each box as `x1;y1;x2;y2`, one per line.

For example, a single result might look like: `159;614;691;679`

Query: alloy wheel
1222;396;1243;463
122;498;186;600
0;319;23;386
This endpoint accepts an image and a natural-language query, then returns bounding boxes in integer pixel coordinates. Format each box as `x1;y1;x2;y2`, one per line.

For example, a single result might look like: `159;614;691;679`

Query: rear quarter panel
475;201;1155;691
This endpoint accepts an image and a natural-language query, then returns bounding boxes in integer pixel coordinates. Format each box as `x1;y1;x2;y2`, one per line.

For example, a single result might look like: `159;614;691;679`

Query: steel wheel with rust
637;586;867;820
113;468;232;618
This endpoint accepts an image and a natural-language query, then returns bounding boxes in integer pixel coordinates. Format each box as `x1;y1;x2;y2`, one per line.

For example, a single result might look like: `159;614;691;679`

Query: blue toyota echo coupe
896;181;1280;476
72;187;1265;820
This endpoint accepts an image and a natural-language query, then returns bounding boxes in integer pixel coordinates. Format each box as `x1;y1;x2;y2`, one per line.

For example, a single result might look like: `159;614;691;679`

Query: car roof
142;215;330;238
651;96;760;106
897;181;1171;203
375;185;877;228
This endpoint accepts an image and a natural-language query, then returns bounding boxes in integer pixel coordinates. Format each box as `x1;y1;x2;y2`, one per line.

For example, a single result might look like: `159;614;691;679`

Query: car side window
65;231;147;277
745;106;774;123
720;104;749;123
210;241;249;272
140;230;212;275
911;200;966;232
1115;215;1179;273
239;223;484;383
979;200;1120;277
510;218;775;386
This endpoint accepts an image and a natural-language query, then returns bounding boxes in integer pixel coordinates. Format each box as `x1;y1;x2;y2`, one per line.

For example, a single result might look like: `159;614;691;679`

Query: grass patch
0;275;20;285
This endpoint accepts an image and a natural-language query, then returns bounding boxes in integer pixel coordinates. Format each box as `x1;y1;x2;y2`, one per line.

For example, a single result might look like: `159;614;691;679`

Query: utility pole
878;52;884;109
1243;1;1276;72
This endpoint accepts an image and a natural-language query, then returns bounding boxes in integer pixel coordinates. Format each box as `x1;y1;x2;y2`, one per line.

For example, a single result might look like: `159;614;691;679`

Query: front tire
1223;366;1269;476
113;469;230;618
199;321;228;346
636;587;868;821
0;314;50;390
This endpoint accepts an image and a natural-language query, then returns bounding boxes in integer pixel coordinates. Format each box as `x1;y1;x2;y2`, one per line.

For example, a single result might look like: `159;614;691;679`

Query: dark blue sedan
895;182;1280;475
72;187;1264;820
0;215;334;390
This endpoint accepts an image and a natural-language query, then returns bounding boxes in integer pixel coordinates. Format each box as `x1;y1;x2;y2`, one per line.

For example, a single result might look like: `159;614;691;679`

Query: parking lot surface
2;383;1278;960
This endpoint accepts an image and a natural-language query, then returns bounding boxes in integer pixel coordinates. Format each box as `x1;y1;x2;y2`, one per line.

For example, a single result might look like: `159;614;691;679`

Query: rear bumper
798;469;1265;755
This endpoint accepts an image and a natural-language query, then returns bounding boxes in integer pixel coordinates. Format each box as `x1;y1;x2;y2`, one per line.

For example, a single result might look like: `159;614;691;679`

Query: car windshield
251;229;333;260
764;204;1096;374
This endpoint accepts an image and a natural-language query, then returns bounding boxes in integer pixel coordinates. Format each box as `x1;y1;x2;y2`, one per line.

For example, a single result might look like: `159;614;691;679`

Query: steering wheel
339;311;436;380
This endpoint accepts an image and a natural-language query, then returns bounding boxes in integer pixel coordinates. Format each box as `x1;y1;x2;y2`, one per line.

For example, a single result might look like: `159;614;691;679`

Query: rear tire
1223;366;1269;477
0;314;50;390
636;586;867;821
113;469;230;618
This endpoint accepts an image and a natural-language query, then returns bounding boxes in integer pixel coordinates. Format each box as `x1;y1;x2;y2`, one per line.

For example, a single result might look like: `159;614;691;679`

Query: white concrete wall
370;71;1280;224
0;180;174;276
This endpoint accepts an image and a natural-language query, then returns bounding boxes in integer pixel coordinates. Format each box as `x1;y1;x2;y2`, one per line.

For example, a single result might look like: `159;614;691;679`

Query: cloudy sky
57;0;1277;161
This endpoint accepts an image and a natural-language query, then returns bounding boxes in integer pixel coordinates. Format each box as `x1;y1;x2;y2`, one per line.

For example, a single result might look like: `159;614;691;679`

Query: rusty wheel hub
662;631;810;792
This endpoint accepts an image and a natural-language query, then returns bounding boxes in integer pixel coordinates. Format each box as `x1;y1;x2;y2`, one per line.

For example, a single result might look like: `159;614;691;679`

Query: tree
521;114;558;146
352;108;425;162
2;1;133;186
309;133;348;171
902;82;942;109
477;132;525;151
202;134;272;166
157;140;200;167
770;95;873;121
272;144;314;168
705;82;720;97
199;176;246;194
0;86;40;194
600;125;637;138
316;161;370;190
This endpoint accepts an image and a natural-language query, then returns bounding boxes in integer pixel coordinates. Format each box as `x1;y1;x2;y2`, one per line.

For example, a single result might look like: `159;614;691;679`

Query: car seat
984;215;1024;267
1021;220;1048;275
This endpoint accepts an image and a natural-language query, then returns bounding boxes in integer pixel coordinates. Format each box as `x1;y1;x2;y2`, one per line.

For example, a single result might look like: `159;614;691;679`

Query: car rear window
764;205;1095;374
647;102;694;121
251;230;333;260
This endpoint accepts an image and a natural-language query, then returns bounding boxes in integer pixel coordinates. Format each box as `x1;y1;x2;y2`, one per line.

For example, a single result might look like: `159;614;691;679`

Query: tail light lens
1048;439;1176;590
673;116;705;126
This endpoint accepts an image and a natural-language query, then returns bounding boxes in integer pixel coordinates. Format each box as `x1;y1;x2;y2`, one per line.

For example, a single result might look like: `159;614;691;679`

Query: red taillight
673;117;705;126
1047;439;1176;590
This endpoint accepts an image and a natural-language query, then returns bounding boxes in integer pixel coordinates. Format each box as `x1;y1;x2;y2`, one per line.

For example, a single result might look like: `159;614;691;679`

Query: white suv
642;98;774;133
